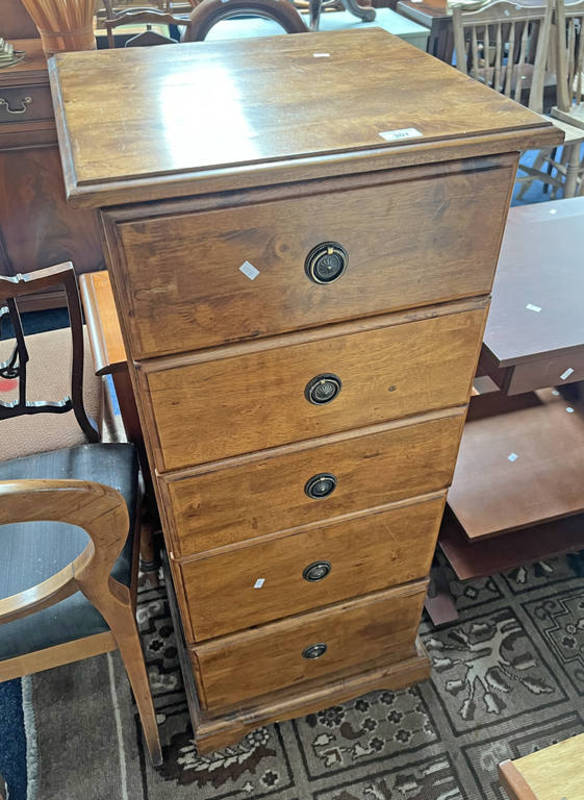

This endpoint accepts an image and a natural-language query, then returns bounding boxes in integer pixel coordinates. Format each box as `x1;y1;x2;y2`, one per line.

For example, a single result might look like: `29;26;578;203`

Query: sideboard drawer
0;85;53;123
163;411;464;555
191;581;427;711
143;304;486;470
181;496;444;640
110;156;513;358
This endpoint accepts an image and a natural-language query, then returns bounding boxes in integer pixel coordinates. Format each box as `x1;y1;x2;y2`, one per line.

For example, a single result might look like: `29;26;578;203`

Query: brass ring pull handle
305;473;337;499
0;96;32;115
303;560;332;582
305;242;348;284
302;642;327;660
305;373;342;405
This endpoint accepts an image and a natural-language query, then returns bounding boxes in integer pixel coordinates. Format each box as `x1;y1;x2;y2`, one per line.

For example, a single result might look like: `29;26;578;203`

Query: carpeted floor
11;548;584;800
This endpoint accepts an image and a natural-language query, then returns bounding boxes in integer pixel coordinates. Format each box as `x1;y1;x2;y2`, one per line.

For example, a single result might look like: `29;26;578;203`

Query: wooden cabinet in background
0;32;103;309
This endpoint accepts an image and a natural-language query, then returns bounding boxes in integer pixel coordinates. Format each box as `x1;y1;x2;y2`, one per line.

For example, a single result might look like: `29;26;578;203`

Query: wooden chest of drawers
49;28;560;752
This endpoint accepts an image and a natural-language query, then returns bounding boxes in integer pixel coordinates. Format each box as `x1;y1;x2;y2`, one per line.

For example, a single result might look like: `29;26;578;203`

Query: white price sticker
560;368;575;381
239;261;260;281
525;304;542;313
379;128;423;142
508;453;519;462
253;578;265;589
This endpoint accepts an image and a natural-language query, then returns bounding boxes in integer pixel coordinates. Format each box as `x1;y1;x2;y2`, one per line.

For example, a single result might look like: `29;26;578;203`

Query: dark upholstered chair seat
0;444;138;661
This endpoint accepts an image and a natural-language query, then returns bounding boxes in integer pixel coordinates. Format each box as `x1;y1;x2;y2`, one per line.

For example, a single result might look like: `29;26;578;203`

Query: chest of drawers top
48;28;558;209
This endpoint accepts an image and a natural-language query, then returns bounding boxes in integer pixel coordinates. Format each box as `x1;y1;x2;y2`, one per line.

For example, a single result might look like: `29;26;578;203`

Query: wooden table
499;733;584;800
480;198;584;396
431;199;584;623
396;1;452;62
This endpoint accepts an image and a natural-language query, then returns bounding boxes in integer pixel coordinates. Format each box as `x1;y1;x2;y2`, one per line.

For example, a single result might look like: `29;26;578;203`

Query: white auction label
253;578;265;589
379;128;423;142
508;453;519;462
560;368;575;381
525;304;542;313
239;261;260;280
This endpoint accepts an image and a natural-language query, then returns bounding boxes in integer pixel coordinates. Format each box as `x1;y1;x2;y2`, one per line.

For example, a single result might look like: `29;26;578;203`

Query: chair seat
0;327;103;463
0;444;138;661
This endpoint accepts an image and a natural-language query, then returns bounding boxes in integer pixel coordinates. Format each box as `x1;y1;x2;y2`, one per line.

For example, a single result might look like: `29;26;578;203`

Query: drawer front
191;582;427;711
181;496;444;640
0;85;53;123
112;157;513;358
144;305;486;470
163;411;464;555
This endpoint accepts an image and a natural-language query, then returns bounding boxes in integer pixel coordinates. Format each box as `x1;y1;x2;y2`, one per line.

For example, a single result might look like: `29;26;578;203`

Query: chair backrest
555;0;584;111
101;0;187;46
452;0;553;113
0;262;98;443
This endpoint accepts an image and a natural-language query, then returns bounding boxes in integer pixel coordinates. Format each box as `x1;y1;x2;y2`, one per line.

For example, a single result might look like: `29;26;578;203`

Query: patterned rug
10;547;584;800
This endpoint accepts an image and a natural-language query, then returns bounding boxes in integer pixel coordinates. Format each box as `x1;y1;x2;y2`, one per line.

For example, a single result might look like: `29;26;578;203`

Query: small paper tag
313;53;330;58
560;368;574;381
253;578;265;589
566;407;575;414
508;453;519;462
379;127;423;142
239;261;260;280
525;303;542;313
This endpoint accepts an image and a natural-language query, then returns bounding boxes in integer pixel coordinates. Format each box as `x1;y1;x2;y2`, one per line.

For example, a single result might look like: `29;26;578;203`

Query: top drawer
105;155;515;359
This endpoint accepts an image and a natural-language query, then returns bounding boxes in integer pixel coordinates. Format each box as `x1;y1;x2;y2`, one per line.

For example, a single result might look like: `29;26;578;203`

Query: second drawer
179;494;445;640
143;302;486;470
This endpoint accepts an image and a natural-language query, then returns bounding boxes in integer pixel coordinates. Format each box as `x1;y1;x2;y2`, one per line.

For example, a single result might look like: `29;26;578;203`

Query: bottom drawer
191;581;427;712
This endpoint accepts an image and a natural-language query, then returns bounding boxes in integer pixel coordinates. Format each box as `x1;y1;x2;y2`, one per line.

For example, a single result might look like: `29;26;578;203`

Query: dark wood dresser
48;29;560;752
0;1;102;309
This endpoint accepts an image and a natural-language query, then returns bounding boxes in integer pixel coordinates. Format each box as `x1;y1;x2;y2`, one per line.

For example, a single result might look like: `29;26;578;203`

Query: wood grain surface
448;388;584;539
0;147;102;275
162;410;464;555
180;495;445;640
191;581;427;711
78;271;127;374
113;157;512;357
440;508;584;581
498;733;584;800
48;29;560;206
143;303;485;470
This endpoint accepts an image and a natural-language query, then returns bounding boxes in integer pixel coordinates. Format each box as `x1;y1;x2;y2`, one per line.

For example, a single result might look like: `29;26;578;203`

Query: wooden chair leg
139;518;160;588
516;150;549;200
564;143;580;198
111;609;163;766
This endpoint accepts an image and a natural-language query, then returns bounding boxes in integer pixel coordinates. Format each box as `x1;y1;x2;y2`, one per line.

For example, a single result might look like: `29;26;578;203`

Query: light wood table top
499;732;584;800
79;270;127;375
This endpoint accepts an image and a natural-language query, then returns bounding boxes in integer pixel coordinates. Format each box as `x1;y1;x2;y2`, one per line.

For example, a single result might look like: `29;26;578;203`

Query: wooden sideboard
48;29;560;752
0;1;103;309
